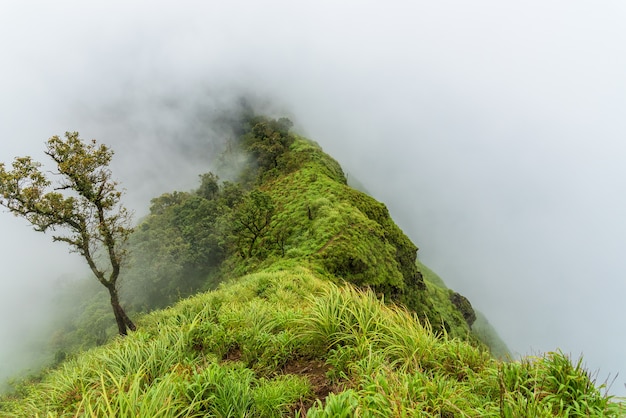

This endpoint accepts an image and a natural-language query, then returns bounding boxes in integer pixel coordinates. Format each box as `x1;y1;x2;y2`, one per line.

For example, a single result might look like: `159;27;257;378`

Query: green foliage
344;187;423;289
242;116;295;180
241;135;471;338
0;270;324;417
1;268;622;417
497;352;622;417
288;137;347;184
0;132;135;335
307;390;360;418
0;133;133;278
197;172;220;200
231;190;275;259
123;174;242;308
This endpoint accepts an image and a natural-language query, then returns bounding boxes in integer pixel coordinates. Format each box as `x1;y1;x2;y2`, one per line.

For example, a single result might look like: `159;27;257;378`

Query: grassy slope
256;138;473;340
1;135;622;416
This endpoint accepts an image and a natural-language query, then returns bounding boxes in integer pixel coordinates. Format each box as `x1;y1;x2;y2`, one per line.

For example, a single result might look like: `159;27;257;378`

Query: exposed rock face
450;292;477;327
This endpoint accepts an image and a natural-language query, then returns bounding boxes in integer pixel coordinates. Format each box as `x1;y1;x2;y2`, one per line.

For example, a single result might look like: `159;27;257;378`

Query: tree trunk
107;285;136;335
248;234;258;258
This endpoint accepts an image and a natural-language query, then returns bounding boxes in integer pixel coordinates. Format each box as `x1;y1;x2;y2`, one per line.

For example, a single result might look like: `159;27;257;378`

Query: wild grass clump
302;285;623;417
498;352;623;417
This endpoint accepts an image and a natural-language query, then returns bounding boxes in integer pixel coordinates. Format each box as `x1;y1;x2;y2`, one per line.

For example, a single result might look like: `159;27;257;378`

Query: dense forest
0;114;622;416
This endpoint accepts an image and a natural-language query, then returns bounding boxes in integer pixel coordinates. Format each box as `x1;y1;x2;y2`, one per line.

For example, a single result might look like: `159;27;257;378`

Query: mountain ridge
1;115;622;416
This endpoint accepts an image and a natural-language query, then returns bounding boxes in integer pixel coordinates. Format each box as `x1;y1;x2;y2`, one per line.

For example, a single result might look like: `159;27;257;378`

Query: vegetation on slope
1;115;622;416
2;270;621;416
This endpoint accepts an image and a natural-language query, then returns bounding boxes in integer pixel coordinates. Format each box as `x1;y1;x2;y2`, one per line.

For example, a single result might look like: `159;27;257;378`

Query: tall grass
1;270;622;417
1;270;324;417
303;284;623;417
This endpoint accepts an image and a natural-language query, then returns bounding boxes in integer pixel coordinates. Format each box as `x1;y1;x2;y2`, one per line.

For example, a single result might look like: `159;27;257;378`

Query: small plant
307;390;360;418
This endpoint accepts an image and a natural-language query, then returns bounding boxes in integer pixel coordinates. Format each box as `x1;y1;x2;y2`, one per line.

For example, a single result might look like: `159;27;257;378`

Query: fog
1;1;625;395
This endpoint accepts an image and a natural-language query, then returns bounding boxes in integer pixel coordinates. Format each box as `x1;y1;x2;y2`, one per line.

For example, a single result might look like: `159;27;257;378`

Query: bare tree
0;132;136;335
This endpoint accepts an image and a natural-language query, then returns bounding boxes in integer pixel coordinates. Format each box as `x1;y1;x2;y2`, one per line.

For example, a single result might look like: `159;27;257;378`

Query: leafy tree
243;117;295;175
124;174;243;308
218;181;245;208
148;191;188;215
0;132;136;335
232;190;275;258
197;172;220;200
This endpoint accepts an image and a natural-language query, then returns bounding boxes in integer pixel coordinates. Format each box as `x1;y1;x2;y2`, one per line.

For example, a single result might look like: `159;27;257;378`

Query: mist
1;1;625;395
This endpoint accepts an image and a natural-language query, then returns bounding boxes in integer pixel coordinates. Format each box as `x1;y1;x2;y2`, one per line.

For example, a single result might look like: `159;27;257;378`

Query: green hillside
1;116;622;416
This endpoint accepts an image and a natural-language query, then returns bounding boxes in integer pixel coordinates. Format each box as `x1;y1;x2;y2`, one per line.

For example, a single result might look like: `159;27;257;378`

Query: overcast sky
1;1;625;395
